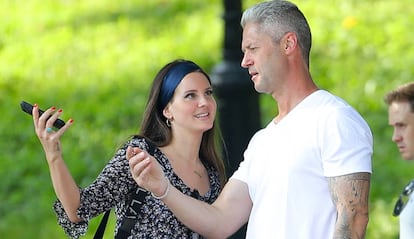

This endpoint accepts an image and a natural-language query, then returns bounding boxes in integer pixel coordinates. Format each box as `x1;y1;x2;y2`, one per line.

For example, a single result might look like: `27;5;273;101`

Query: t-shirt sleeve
230;130;261;183
320;106;373;177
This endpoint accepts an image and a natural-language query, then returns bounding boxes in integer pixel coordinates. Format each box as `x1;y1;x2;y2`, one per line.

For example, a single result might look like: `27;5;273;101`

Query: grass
1;0;413;238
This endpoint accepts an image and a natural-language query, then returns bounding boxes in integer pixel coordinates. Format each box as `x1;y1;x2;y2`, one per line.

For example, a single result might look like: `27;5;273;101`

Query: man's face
388;101;414;160
241;23;283;95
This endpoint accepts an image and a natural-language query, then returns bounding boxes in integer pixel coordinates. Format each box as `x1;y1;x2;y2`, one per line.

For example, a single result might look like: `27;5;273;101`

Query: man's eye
248;46;257;51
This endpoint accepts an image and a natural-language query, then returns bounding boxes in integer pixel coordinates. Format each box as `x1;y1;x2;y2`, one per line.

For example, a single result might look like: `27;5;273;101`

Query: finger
126;146;139;160
33;104;56;135
32;103;39;128
128;152;146;170
130;156;150;177
133;147;143;155
45;108;63;129
137;160;154;182
38;106;57;129
126;146;133;160
52;118;74;137
126;146;144;160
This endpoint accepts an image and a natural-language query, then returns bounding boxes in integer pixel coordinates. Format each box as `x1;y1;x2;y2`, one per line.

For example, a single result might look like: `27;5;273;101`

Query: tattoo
56;142;61;152
328;172;370;239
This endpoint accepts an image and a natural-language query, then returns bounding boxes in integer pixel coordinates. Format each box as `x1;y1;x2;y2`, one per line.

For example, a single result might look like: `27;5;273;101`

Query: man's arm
328;172;371;239
163;178;252;238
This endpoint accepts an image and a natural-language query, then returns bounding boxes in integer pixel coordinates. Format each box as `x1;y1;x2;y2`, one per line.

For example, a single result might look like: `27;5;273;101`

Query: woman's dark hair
137;59;226;185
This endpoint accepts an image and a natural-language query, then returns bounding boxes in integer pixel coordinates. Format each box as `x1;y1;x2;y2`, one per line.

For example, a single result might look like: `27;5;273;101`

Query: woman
32;59;226;238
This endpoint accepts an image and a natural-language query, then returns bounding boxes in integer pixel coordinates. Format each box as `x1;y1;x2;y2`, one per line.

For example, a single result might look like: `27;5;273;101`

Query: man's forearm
329;172;370;239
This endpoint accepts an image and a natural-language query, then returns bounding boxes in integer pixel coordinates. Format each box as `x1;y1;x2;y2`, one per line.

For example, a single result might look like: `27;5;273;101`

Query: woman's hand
32;104;73;163
126;146;168;197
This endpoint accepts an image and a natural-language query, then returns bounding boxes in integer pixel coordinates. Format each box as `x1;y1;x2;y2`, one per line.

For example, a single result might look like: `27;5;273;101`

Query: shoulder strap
93;210;110;239
116;136;159;238
94;136;159;239
115;187;148;239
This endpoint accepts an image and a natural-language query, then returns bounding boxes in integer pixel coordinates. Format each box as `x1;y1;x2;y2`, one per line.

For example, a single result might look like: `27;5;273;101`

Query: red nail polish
68;119;74;124
58;109;63;113
51;106;56;111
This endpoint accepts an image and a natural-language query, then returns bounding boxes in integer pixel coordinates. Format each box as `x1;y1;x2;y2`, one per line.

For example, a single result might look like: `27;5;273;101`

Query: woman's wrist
151;177;170;200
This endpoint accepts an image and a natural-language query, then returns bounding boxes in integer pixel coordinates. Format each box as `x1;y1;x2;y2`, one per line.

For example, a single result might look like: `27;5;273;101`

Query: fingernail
68;119;74;124
51;106;56;111
58;109;63;113
34;103;38;108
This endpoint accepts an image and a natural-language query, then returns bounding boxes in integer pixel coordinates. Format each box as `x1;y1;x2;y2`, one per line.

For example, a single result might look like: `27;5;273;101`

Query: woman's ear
163;106;172;119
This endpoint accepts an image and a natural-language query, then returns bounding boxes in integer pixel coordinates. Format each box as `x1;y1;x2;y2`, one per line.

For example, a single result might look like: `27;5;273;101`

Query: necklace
193;170;203;178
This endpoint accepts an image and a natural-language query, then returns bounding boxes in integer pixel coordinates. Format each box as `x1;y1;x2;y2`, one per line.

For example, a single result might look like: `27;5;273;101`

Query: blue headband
158;61;205;113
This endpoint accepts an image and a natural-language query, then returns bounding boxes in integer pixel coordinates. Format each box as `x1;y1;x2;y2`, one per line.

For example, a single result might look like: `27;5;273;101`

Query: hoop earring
166;118;171;127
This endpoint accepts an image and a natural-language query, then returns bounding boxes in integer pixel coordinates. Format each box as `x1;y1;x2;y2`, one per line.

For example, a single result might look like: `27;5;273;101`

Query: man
385;82;414;239
127;1;373;238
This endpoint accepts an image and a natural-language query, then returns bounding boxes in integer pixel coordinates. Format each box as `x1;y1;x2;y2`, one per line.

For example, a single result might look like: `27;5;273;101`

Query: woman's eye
185;93;195;99
206;89;213;96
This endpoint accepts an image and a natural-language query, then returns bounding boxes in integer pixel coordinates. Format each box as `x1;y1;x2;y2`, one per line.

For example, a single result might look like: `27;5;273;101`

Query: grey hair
241;0;312;66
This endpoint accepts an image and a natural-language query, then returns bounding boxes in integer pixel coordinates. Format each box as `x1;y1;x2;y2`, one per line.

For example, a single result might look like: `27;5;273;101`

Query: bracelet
151;177;170;200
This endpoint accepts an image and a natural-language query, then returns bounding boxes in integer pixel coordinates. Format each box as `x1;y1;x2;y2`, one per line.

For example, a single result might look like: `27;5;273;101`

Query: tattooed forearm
328;172;371;239
328;173;370;203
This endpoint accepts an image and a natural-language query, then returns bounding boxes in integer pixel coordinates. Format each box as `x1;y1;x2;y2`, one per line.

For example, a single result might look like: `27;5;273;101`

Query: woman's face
164;72;216;134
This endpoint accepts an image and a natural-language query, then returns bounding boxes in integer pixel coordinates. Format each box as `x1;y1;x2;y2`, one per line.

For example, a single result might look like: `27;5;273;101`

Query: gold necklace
193;170;202;178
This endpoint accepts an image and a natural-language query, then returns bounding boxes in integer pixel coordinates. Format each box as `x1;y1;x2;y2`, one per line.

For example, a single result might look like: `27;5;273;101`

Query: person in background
385;82;414;239
31;59;226;238
126;1;373;238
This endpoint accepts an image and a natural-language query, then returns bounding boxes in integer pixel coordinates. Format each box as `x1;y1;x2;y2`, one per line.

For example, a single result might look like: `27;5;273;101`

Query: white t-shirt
231;90;373;239
400;189;414;238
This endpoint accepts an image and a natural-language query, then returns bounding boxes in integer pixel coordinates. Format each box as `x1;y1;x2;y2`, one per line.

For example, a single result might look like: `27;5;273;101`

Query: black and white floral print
53;136;221;239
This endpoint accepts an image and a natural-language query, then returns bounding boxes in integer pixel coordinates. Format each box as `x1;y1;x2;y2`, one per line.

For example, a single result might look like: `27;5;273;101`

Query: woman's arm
127;146;252;238
32;104;81;223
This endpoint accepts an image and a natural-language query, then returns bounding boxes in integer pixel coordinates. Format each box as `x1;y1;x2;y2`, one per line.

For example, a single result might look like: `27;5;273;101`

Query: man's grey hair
241;0;312;66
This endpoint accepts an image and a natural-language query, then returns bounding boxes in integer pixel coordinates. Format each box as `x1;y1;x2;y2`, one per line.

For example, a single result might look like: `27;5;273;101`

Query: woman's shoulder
127;135;157;153
126;135;167;166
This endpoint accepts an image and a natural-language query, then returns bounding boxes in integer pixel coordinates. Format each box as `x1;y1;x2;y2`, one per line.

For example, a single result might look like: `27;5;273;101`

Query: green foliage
1;0;413;238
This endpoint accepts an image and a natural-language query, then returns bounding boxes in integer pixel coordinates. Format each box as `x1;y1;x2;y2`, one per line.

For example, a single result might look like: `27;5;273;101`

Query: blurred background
1;0;413;238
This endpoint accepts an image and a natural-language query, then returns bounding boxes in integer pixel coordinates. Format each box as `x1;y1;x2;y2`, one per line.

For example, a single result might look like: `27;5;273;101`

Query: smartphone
20;101;66;129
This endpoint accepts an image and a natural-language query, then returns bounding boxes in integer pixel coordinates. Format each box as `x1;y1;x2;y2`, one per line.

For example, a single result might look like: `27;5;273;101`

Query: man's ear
283;32;298;53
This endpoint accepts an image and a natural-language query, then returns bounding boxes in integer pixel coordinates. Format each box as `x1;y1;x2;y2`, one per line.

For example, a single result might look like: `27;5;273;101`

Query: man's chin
402;154;414;161
253;85;267;94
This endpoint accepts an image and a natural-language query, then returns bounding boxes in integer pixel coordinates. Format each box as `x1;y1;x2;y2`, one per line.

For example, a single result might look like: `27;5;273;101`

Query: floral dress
53;136;222;238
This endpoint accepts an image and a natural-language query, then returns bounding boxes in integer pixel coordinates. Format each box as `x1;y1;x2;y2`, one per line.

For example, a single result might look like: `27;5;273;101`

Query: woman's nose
198;97;207;107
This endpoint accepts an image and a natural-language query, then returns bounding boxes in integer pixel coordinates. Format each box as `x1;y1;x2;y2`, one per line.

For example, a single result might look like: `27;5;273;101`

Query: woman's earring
166;118;171;127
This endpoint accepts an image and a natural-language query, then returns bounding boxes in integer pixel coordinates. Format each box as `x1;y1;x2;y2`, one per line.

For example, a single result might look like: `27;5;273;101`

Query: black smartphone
20;101;66;129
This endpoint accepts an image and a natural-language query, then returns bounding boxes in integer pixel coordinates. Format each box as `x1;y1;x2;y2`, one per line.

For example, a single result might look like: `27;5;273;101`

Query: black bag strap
93;187;149;239
93;210;110;239
93;136;158;239
115;187;149;239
